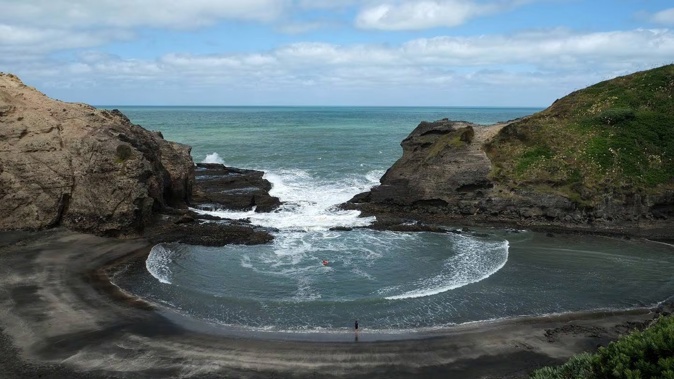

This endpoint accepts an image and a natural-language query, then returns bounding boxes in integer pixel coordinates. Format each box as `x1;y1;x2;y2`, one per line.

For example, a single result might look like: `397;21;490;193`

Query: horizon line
95;104;546;109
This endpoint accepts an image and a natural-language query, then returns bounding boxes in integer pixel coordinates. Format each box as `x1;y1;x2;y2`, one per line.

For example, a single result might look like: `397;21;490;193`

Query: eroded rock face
0;73;194;236
369;119;492;207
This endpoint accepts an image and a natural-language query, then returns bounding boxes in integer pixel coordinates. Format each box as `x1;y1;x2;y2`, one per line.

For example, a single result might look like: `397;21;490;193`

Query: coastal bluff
348;65;674;239
0;73;194;236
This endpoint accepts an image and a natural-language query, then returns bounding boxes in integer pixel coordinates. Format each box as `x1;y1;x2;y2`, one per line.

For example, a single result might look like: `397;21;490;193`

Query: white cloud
650;7;674;26
295;0;381;10
0;24;133;55
0;0;291;63
355;0;511;30
5;28;673;106
400;29;674;67
209;28;672;73
0;0;285;29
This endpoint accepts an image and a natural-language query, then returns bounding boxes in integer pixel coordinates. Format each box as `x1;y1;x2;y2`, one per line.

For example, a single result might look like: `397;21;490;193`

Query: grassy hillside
487;65;674;205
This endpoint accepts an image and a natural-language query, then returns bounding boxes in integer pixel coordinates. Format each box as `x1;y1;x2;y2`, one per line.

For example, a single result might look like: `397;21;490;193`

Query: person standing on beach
354;320;359;334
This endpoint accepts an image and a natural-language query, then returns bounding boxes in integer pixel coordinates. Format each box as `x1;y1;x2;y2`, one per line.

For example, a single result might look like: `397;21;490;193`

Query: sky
1;0;673;106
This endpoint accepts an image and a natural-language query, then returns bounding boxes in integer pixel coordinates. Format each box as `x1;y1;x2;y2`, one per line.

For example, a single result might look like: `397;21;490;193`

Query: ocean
109;106;674;338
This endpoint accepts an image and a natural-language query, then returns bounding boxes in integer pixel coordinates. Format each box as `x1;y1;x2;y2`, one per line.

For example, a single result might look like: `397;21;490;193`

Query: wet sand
0;229;660;378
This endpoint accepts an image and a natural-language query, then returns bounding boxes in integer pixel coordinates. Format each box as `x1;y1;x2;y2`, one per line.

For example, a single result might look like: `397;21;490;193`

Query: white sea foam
240;254;253;269
292;275;321;302
201;152;225;164
384;237;509;300
194;169;382;231
365;170;384;184
146;244;175;284
646;239;674;249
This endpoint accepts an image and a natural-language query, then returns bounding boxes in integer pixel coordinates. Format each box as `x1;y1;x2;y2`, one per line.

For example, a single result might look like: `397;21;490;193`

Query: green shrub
530;316;674;379
596;108;636;126
592;316;674;379
115;144;132;162
531;353;593;379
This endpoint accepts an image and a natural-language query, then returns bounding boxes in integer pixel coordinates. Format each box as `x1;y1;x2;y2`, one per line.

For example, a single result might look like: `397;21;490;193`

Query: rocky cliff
348;65;674;239
0;73;195;236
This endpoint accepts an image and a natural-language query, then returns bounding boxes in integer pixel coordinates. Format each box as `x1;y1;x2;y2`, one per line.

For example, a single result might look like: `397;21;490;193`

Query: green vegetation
531;353;593;379
425;127;473;161
595;107;635;126
516;146;553;175
115;144;133;163
530;315;674;379
487;64;674;204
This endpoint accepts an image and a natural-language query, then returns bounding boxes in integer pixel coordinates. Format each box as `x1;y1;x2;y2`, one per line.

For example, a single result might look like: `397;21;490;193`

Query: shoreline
149;300;658;344
0;229;667;378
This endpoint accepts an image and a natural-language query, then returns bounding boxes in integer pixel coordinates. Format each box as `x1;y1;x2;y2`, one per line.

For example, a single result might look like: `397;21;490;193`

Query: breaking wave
146;243;175;284
194;169;383;231
383;239;509;300
201;152;225;164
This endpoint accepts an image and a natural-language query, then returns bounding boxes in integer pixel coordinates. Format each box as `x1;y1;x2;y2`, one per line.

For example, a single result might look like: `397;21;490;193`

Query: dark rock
348;191;372;204
655;298;674;317
174;215;195;224
544;324;609;343
330;226;354;231
145;215;273;246
651;203;674;220
367;119;489;207
371;220;448;233
191;163;281;212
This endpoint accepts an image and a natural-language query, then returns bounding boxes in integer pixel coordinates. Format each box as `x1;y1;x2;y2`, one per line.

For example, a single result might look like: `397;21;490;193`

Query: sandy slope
475;122;508;144
0;229;661;378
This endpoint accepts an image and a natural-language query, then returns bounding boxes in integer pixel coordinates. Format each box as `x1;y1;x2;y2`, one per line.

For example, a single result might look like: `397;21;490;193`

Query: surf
193;167;381;231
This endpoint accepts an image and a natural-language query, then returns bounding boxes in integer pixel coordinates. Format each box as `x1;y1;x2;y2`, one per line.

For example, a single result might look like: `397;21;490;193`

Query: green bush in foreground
531;315;674;379
530;353;593;379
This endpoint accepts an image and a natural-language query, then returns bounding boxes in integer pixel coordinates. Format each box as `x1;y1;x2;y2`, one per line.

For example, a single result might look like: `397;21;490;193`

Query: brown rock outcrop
0;73;194;236
367;119;493;207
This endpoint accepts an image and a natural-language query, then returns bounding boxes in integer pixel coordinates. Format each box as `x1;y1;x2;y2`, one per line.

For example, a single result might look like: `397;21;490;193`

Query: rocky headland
347;65;674;240
0;72;278;245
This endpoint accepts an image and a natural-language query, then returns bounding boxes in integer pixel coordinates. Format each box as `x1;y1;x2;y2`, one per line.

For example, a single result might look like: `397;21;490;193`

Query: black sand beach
0;229;662;378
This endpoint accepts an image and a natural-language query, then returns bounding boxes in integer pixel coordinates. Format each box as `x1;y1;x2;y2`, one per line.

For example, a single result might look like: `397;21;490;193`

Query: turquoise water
110;106;674;336
114;106;535;179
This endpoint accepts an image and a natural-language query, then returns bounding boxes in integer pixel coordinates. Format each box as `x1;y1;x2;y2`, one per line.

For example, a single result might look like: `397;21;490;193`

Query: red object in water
322;260;329;266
